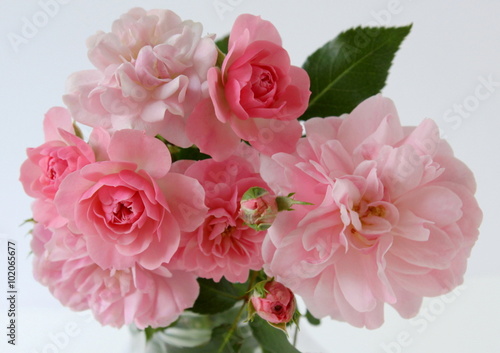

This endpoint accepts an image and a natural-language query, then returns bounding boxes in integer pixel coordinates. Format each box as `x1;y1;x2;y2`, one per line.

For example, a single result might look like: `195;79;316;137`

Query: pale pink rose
175;148;269;282
63;8;217;147
31;224;199;328
31;223;89;310
261;95;482;329
31;198;67;229
250;281;296;324
187;14;310;160
54;129;207;270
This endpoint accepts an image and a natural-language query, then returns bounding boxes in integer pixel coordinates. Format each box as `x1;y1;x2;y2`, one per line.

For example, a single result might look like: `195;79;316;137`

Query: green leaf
305;310;321;326
215;35;229;67
216;35;229;54
249;316;301;353
191;278;242;315
171;145;210;162
301;25;412;120
154;135;210;162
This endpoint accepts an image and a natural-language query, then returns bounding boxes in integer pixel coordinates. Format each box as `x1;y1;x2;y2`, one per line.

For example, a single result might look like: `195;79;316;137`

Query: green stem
292;317;300;347
217;301;247;353
247;271;260;292
216;271;260;353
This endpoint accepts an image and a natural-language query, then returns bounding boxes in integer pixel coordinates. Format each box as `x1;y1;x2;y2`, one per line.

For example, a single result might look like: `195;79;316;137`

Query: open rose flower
20;107;95;228
20;107;94;200
63;8;217;147
32;223;198;328
261;95;482;328
187;14;310;160
250;280;296;325
54;129;207;270
174;146;269;282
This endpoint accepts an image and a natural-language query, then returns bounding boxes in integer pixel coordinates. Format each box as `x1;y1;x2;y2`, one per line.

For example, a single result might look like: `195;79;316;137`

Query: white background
1;0;499;352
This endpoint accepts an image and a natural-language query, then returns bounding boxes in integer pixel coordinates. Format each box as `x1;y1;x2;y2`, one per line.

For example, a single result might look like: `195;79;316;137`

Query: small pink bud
250;281;296;325
239;187;278;231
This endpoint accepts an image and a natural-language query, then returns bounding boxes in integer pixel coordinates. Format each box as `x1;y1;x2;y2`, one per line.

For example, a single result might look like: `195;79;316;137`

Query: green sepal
268;321;288;336
245;222;271;231
21;218;35;226
251;278;273;298
276;193;313;211
241;186;269;201
246;299;257;322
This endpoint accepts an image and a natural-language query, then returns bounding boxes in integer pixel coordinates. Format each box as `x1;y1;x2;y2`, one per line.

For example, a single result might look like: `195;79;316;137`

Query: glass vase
127;305;262;353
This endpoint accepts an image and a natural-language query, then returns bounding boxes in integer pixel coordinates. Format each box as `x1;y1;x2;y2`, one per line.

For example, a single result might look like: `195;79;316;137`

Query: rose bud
239;187;279;231
248;280;297;333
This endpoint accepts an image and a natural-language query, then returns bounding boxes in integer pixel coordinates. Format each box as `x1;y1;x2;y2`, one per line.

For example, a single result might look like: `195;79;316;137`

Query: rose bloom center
98;186;144;230
348;199;396;250
251;65;277;100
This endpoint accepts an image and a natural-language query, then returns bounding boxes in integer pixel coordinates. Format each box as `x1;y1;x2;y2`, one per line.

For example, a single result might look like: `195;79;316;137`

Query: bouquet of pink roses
20;8;482;352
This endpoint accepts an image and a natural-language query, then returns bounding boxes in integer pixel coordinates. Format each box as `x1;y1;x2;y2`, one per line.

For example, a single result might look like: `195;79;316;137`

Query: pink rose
250;280;296;324
20;107;95;228
31;223;88;310
187;14;310;160
261;95;482;328
31;224;198;328
175;146;269;282
54;129;207;270
20;107;94;200
63;8;217;147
